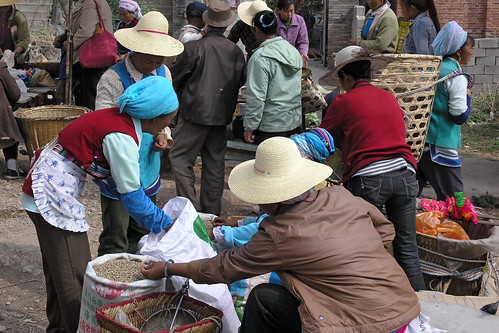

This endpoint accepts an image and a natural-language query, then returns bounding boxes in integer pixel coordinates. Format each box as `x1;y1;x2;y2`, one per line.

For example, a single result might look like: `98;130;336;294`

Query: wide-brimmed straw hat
318;46;391;87
237;0;271;26
114;11;184;57
228;137;332;204
202;0;237;27
0;0;20;6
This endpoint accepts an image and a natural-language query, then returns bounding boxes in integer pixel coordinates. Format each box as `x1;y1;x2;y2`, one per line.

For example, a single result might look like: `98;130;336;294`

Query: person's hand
153;133;168;151
208;228;214;240
348;40;357;46
63;40;69;51
117;53;128;62
14;46;24;56
212;216;238;227
53;34;64;48
244;130;255;143
141;261;166;280
301;54;309;68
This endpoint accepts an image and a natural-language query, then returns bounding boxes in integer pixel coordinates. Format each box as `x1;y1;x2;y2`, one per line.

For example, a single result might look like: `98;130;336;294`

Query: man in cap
169;0;246;215
94;11;184;256
142;136;422;333
178;1;208;43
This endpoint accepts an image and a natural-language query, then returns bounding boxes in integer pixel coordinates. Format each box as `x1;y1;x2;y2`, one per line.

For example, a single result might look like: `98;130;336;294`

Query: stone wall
464;38;499;93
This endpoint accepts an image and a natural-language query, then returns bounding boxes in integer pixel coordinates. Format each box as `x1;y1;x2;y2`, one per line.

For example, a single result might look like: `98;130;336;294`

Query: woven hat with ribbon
114;11;184;57
228;137;332;204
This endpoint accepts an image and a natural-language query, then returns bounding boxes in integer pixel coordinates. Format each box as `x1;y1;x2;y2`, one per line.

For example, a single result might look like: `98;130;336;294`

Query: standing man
169;0;246;215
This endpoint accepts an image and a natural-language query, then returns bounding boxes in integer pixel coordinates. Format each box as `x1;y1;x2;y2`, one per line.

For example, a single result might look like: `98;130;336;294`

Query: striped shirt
352;157;416;178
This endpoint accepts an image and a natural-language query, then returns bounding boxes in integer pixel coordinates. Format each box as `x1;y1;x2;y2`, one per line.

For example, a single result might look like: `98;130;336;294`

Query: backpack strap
111;60;135;90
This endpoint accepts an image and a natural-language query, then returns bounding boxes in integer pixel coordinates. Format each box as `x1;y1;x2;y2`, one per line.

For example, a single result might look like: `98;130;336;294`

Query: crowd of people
0;0;480;331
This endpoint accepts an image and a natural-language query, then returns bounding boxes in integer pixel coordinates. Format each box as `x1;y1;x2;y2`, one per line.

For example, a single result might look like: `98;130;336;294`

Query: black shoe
5;169;27;180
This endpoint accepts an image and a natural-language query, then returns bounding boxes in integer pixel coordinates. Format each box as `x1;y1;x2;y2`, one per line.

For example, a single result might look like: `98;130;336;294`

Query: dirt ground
0;152;254;333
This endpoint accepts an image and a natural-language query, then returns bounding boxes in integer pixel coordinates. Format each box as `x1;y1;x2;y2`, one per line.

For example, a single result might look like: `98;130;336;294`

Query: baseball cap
186;1;208;17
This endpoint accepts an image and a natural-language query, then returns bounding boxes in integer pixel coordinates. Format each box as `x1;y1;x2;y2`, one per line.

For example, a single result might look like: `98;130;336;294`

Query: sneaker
5;169;27;180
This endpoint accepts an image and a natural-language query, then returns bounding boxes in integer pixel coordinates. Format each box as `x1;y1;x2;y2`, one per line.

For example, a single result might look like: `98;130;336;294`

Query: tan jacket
188;186;420;332
70;0;113;64
7;8;29;64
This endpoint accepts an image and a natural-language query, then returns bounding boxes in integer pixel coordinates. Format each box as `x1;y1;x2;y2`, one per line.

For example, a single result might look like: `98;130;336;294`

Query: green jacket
244;37;302;133
426;57;462;149
358;8;398;53
8;8;30;64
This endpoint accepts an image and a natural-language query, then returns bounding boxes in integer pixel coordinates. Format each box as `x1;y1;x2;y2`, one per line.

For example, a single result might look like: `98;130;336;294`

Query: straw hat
228;137;332;204
318;46;391;87
114;11;184;57
0;0;20;6
237;0;271;26
202;0;237;28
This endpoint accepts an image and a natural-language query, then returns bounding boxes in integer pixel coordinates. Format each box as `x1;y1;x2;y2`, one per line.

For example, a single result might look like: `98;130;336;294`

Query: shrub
472;84;499;123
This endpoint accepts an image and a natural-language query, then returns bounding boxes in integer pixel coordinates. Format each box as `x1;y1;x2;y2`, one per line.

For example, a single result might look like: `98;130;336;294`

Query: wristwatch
163;259;174;278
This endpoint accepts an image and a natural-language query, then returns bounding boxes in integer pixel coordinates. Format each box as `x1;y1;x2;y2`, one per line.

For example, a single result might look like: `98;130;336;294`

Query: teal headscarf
116;76;179;119
432;21;468;57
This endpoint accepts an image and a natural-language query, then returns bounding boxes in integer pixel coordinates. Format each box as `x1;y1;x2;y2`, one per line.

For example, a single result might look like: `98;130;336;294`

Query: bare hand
141;261;166;280
301;54;309;68
348;40;357;46
212;216;238;227
244;130;255;143
152;133;168;151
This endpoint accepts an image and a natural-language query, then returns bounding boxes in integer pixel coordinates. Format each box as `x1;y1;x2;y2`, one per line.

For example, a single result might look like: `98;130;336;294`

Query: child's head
186;1;208;29
400;0;440;31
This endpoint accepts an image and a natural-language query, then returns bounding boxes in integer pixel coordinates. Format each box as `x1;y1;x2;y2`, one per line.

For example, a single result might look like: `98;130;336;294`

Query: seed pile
93;259;145;283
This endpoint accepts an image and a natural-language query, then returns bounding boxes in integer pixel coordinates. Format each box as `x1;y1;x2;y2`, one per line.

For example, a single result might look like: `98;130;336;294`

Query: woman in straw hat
236;3;302;144
0;0;29;65
21;76;179;332
68;0;113;110
417;21;474;200
94;11;183;256
319;45;425;291
142;136;421;333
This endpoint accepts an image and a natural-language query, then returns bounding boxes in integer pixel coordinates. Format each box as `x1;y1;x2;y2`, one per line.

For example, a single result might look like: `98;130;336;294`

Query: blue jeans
346;169;425;291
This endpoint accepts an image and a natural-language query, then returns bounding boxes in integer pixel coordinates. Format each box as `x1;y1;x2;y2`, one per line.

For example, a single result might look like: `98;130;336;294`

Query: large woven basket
416;231;488;296
96;291;223;333
371;54;442;162
14;105;90;159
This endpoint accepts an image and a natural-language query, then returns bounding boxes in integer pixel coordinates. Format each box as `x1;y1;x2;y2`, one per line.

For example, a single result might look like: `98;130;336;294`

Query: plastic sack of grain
77;253;164;333
138;196;241;333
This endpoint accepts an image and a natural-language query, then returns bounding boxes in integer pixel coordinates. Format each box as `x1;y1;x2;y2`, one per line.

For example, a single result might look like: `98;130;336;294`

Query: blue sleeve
449;94;471;125
120;188;173;234
221;222;260;248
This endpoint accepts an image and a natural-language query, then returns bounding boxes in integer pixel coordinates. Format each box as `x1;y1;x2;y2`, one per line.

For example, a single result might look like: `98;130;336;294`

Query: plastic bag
436;220;470;240
416;211;445;236
138;197;241;333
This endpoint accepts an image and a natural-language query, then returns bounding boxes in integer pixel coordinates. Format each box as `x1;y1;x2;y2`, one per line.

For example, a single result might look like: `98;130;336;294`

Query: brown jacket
188;186;420;332
70;0;113;64
169;30;246;126
0;60;21;141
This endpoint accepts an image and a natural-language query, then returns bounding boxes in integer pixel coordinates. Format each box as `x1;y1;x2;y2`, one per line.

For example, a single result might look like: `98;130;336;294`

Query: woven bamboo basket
13;105;90;159
370;54;442;162
416;231;488;296
96;291;223;333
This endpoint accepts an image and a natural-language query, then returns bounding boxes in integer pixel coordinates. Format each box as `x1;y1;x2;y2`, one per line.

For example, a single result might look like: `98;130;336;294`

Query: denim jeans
346;168;425;291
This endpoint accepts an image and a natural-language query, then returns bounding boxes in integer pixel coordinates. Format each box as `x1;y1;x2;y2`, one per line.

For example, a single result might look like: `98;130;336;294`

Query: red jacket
320;82;416;182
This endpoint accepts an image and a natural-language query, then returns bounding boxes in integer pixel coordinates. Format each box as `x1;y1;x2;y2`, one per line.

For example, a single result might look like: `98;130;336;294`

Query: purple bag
79;0;117;69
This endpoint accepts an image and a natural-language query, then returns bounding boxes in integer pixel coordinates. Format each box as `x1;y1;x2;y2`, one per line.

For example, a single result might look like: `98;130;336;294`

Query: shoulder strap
92;0;106;31
112;60;135;90
395;69;474;98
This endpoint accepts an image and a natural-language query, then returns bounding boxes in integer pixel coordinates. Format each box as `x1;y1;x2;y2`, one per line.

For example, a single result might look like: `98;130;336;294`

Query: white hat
318;46;391;87
228;137;332;204
114;11;184;57
237;0;272;26
0;0;20;6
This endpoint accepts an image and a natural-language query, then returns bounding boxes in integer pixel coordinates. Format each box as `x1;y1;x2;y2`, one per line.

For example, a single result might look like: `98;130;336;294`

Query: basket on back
370;54;442;162
14;105;90;159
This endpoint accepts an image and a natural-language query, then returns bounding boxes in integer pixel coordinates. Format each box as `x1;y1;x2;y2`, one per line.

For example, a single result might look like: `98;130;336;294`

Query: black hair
463;34;475;48
401;0;440;32
253;10;278;35
277;0;294;10
338;60;371;81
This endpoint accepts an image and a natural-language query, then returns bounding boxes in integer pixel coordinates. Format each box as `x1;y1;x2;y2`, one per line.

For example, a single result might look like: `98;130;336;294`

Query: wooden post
65;0;73;105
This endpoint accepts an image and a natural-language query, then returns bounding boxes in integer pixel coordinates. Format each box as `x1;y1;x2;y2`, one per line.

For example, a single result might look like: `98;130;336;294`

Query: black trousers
72;62;106;110
240;283;301;333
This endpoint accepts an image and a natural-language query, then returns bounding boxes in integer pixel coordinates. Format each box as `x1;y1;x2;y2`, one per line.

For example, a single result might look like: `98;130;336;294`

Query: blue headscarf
432;21;468;57
116;76;179;119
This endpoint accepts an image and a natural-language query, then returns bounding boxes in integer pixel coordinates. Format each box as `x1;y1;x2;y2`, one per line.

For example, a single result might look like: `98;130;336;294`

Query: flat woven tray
371;54;442;162
96;291;223;333
14;105;90;158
